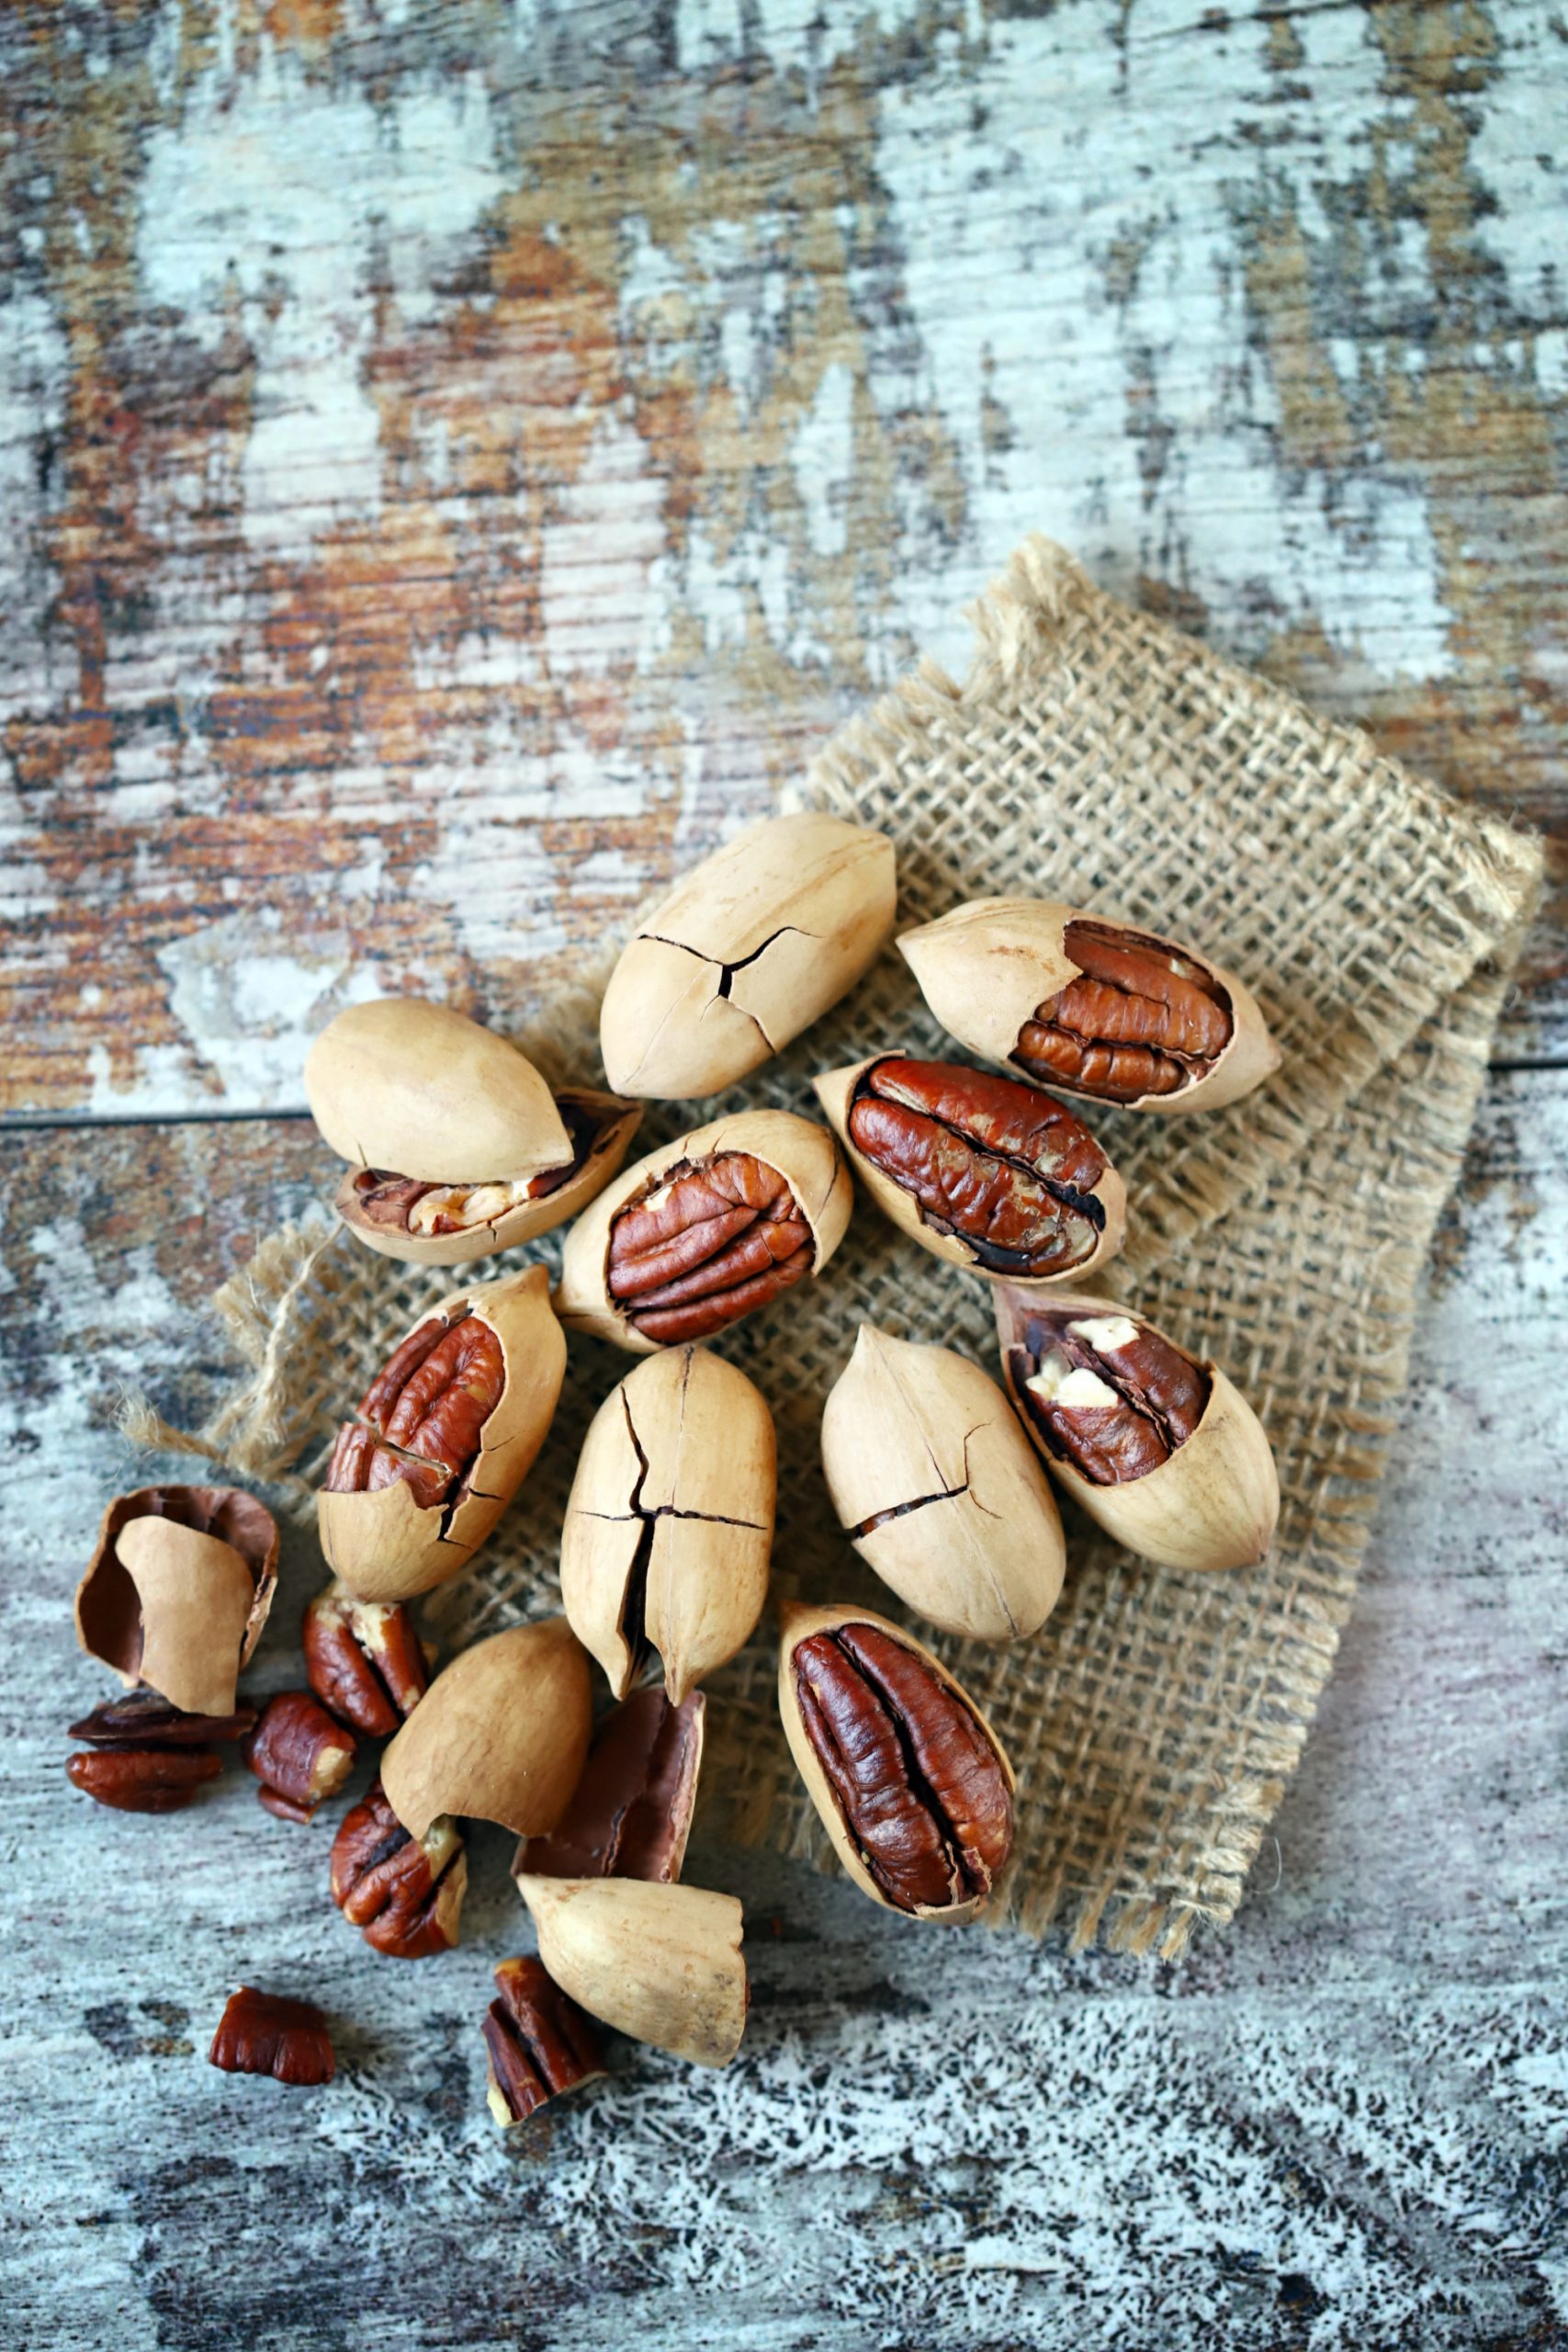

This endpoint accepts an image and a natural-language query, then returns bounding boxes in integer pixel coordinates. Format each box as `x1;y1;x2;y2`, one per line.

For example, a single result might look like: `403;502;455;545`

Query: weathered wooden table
4;5;1563;2345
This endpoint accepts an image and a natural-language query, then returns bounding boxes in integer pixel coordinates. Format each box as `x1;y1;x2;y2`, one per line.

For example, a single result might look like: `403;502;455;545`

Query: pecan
517;1690;705;1883
789;1618;1013;1917
303;1583;430;1736
1015;921;1232;1102
322;1309;506;1509
606;1152;813;1342
331;1777;467;1957
209;1987;334;2086
481;1957;606;2128
68;1691;256;1747
243;1690;356;1822
354;1099;599;1237
1009;1306;1210;1484
846;1057;1112;1278
66;1746;221;1814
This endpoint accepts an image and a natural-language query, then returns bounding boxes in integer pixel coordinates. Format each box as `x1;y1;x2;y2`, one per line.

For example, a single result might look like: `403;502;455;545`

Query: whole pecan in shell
324;1311;506;1509
302;1584;430;1736
1015;920;1233;1102
331;1778;467;1957
209;1987;334;2086
1009;1305;1210;1484
482;1957;606;2127
787;1615;1013;1917
606;1153;812;1342
846;1057;1112;1278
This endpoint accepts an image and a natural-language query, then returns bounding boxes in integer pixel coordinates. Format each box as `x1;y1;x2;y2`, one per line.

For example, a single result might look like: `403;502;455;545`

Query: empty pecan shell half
331;1777;468;1958
482;1957;607;2128
516;1689;705;1883
777;1603;1015;1922
817;1054;1125;1284
209;1987;334;2086
303;1583;431;1736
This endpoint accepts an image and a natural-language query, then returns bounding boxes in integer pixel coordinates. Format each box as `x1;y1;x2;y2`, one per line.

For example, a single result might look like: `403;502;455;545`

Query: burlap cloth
169;537;1541;1958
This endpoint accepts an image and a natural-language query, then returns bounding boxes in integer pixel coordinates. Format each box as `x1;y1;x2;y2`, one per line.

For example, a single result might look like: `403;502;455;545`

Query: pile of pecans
67;814;1281;2114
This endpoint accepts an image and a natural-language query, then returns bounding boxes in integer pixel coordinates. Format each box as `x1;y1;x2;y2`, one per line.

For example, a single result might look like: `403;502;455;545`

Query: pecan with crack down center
331;1778;467;1957
1010;1307;1210;1483
303;1584;429;1736
322;1310;505;1510
606;1152;811;1341
848;1057;1110;1277
209;1987;334;2085
792;1623;1013;1914
1015;921;1232;1102
482;1957;606;2127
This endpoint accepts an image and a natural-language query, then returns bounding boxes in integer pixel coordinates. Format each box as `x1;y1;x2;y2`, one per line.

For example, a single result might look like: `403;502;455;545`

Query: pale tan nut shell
560;1347;775;1703
381;1618;592;1840
75;1487;279;1717
897;898;1280;1116
333;1091;643;1269
775;1600;1016;1926
994;1286;1280;1571
820;1325;1064;1643
812;1052;1126;1290
304;997;572;1183
515;1875;748;2069
554;1107;852;1354
599;811;897;1100
317;1265;567;1603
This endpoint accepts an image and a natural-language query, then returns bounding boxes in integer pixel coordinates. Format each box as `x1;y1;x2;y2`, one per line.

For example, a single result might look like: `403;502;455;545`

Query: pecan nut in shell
777;1603;1015;1923
815;1054;1124;1286
482;1957;607;2128
996;1288;1280;1572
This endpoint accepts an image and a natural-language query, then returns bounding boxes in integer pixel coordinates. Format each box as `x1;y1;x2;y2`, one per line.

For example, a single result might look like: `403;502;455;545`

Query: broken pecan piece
303;1582;431;1736
821;1055;1124;1283
68;1691;256;1747
482;1958;606;2128
209;1987;334;2086
606;1153;813;1343
331;1778;468;1957
779;1605;1014;1922
1016;920;1232;1102
243;1690;356;1823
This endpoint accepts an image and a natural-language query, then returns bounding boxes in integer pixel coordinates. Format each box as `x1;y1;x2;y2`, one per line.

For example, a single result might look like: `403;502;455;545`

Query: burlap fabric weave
177;537;1541;1958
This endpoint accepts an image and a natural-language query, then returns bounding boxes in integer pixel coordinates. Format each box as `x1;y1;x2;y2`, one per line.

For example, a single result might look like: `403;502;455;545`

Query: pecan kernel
68;1692;257;1747
243;1690;356;1821
846;1057;1112;1279
1015;921;1233;1103
1012;1308;1210;1485
606;1151;813;1343
66;1746;221;1814
303;1583;430;1736
323;1309;506;1510
331;1779;467;1957
482;1957;606;2127
209;1987;334;2086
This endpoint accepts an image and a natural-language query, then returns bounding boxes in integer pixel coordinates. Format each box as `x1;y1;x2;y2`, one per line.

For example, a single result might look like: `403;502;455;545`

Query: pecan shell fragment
209;1987;334;2086
482;1957;606;2128
516;1690;705;1883
331;1778;468;1958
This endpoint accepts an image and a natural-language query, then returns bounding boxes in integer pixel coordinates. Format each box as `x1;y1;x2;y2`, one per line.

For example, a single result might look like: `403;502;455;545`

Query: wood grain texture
1;1081;1563;2347
1;0;1564;1121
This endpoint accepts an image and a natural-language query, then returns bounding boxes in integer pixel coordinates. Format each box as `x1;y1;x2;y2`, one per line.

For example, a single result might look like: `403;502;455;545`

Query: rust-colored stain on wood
1;0;1562;1116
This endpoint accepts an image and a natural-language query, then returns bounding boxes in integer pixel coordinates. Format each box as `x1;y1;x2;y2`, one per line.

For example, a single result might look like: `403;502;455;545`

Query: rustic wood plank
1;1072;1562;2346
2;0;1564;1122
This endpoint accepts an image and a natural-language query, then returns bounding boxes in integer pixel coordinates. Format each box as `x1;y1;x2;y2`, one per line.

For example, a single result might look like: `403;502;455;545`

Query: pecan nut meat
303;1582;431;1736
209;1987;334;2086
317;1265;566;1602
996;1287;1280;1572
482;1957;606;2128
815;1054;1125;1285
516;1690;705;1883
897;898;1279;1116
243;1690;356;1824
555;1109;852;1354
65;1690;255;1815
777;1603;1015;1923
331;1778;468;1957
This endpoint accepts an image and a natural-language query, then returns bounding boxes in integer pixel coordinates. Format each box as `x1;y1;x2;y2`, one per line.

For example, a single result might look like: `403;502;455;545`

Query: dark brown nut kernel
843;1057;1122;1280
68;1692;256;1747
1016;921;1233;1102
324;1311;506;1510
331;1778;467;1958
517;1690;705;1883
778;1604;1014;1922
209;1987;334;2086
482;1957;607;2128
606;1153;813;1343
1006;1304;1210;1483
66;1746;221;1814
243;1690;356;1822
302;1583;430;1736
